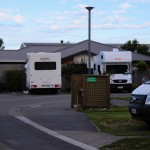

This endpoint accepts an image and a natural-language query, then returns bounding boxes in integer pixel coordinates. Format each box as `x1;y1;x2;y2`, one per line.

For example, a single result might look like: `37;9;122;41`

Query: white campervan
93;48;132;92
25;52;61;93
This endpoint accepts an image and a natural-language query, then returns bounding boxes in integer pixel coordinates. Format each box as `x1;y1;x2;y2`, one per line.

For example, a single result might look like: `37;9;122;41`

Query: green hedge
4;70;24;91
62;63;88;80
61;64;88;91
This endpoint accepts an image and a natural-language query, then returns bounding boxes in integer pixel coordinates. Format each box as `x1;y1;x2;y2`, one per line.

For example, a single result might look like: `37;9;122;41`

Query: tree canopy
0;38;5;50
121;39;150;56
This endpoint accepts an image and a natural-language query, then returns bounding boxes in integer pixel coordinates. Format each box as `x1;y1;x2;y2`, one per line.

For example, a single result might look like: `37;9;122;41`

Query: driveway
16;93;127;148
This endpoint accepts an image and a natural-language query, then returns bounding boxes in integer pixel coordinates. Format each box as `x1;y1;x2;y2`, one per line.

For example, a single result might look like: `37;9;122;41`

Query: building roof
55;40;119;61
0;43;72;62
132;51;150;61
0;40;150;63
20;42;73;49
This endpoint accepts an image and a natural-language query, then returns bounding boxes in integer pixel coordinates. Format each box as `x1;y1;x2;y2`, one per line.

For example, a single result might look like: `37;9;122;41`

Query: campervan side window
98;65;100;73
94;64;96;70
35;62;56;70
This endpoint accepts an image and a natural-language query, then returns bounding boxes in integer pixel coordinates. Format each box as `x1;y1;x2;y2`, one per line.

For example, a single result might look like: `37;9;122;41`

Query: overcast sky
1;0;150;49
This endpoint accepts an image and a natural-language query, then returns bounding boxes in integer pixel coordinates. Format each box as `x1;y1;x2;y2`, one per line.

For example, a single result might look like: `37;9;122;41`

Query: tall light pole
85;6;94;74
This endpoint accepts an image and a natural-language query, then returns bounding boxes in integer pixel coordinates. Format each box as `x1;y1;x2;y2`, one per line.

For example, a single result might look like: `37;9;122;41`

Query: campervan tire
52;89;58;94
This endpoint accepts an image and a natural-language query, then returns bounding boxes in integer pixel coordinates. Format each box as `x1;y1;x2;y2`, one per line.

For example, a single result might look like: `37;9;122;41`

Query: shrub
62;63;88;80
4;70;24;91
61;63;88;91
132;84;139;90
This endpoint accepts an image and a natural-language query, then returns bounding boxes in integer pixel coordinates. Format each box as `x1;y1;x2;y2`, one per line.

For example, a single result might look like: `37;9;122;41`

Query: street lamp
85;6;94;74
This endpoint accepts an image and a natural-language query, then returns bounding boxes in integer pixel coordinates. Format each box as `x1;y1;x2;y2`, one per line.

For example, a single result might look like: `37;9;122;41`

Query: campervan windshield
106;65;130;74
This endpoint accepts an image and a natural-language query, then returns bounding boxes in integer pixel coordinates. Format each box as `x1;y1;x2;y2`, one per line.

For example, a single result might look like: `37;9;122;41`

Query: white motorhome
25;52;61;93
93;48;132;92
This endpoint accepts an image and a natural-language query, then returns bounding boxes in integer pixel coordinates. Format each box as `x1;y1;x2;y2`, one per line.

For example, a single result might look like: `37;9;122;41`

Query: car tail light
31;85;37;88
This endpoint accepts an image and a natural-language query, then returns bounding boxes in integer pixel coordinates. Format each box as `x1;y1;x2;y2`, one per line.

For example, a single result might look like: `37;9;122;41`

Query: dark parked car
128;80;150;126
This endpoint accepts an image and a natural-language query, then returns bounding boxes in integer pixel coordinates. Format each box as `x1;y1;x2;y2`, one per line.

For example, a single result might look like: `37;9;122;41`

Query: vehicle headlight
145;94;150;105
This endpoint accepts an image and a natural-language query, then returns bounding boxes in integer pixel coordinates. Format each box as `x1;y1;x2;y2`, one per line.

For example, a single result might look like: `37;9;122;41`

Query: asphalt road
0;92;131;150
0;93;99;150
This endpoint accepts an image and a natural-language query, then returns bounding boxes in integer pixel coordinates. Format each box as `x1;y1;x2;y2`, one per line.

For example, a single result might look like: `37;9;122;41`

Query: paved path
22;99;127;148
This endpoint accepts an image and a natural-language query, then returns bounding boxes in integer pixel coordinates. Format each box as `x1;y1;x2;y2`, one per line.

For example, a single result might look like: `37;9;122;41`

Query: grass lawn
84;106;150;136
84;106;150;149
100;138;150;150
110;96;130;101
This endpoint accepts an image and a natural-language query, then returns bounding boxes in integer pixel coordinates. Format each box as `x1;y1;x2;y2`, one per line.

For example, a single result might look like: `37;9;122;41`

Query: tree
0;38;5;50
137;44;149;55
121;39;150;55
